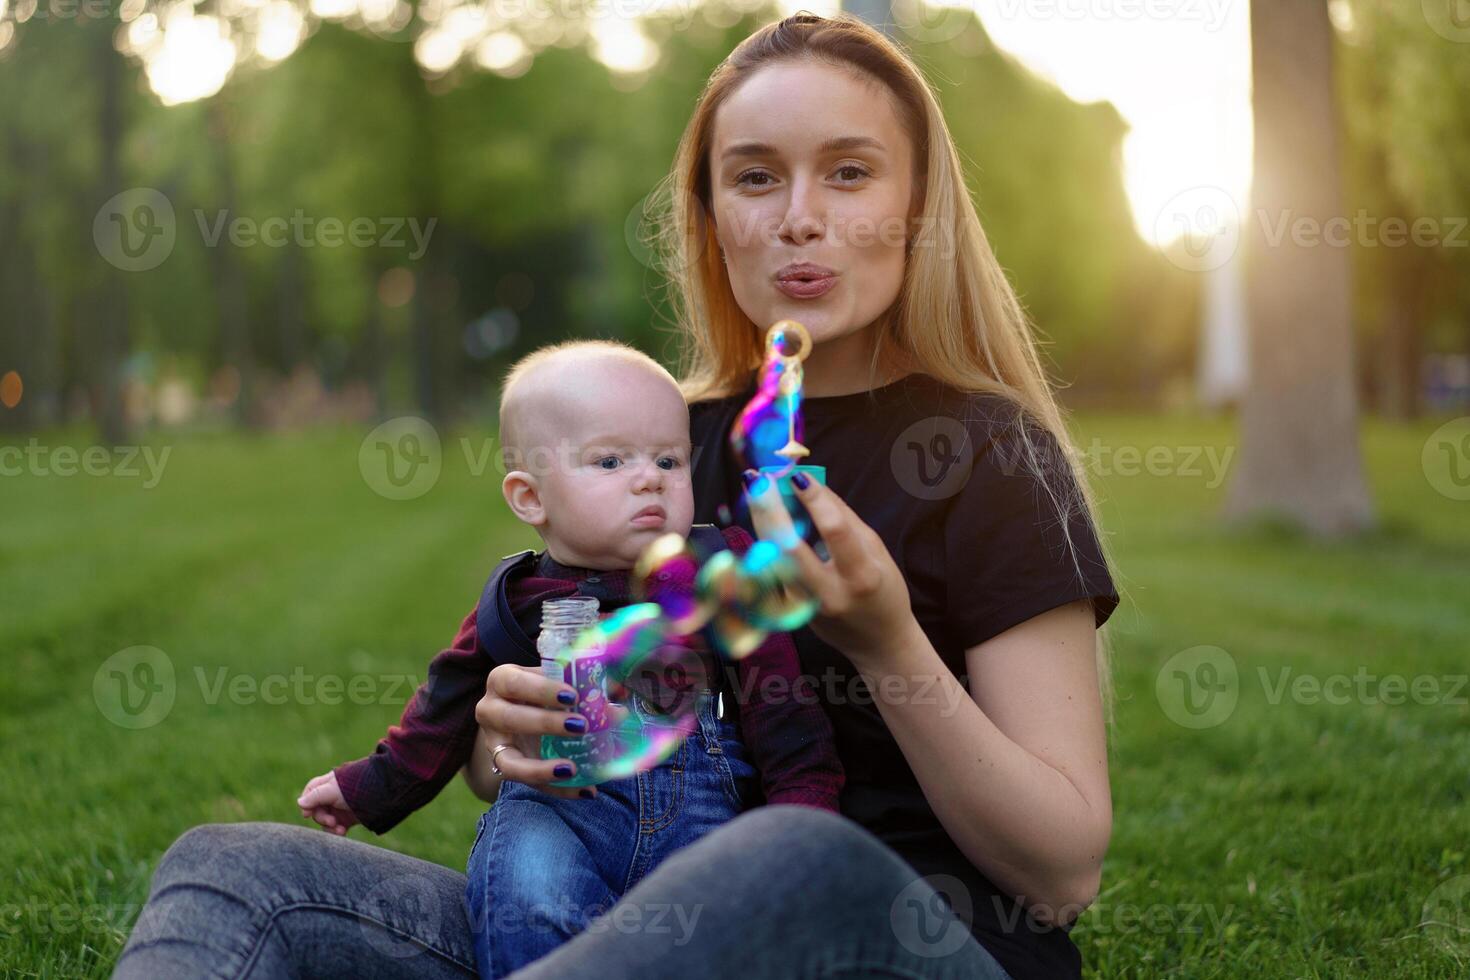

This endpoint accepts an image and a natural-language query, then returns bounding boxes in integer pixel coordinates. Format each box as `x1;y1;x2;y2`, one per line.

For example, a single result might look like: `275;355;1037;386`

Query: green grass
1;415;1467;978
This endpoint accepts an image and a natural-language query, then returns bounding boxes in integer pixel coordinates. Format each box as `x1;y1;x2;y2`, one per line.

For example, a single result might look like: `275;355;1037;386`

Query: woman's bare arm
855;599;1111;924
748;475;1111;924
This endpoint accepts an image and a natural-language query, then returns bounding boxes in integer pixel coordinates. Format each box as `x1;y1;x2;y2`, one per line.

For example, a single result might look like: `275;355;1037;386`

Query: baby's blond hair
498;340;680;472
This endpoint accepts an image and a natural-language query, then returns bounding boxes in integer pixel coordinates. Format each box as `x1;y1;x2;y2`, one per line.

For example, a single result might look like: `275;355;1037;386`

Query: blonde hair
498;339;680;472
651;11;1118;718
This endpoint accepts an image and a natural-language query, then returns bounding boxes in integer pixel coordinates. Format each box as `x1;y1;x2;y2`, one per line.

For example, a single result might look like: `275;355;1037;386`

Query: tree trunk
402;53;448;422
94;27;131;444
207;96;255;427
1224;0;1373;534
1377;243;1427;420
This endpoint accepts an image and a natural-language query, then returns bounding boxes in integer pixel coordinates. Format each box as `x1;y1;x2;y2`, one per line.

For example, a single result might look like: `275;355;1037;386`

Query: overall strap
687;523;728;559
475;549;540;668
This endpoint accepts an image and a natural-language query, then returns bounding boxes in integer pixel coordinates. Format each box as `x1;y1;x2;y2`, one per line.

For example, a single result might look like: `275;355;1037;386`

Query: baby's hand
296;771;360;836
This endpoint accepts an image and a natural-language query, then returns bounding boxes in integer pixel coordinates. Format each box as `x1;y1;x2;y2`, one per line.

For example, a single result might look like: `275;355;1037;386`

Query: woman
114;13;1117;980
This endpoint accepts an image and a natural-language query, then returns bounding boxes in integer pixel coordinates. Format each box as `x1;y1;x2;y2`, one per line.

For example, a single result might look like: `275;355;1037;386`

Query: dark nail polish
556;690;576;706
579;788;595;799
564;716;587;734
742;469;759;489
792;471;811;490
553;764;573;779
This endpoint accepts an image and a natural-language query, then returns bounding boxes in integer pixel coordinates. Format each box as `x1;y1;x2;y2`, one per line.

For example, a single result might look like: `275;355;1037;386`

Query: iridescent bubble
543;604;700;787
631;533;713;634
737;538;819;633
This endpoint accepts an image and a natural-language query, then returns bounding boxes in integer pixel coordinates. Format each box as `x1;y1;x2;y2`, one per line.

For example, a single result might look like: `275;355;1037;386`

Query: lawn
2;414;1467;978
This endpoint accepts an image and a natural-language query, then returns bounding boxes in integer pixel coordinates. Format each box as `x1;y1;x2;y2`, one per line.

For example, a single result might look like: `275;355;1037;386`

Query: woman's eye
735;169;773;187
835;164;871;183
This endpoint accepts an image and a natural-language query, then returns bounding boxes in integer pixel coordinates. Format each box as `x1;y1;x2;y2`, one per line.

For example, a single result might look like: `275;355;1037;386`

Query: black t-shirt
688;372;1119;980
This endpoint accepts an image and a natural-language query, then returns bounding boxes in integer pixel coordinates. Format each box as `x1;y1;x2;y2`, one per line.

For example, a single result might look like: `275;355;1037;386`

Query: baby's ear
502;471;547;526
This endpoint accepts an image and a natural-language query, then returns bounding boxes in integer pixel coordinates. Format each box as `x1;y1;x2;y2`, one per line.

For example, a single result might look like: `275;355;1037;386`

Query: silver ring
489;742;514;776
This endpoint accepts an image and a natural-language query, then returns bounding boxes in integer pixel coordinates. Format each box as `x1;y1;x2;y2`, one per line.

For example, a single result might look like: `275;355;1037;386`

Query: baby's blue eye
657;457;680;471
596;456;621;470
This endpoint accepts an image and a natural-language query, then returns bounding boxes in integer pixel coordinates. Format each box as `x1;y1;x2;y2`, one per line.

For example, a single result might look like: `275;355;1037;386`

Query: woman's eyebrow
720;135;886;160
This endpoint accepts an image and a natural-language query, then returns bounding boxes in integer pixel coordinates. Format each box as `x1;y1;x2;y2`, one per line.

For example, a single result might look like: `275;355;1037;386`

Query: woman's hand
745;469;920;666
473;663;598;800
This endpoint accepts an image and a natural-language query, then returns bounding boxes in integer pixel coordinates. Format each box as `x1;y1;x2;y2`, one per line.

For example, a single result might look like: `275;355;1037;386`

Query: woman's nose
777;179;826;246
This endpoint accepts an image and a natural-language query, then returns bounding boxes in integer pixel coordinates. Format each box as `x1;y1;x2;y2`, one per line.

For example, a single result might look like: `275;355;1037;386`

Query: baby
296;340;843;979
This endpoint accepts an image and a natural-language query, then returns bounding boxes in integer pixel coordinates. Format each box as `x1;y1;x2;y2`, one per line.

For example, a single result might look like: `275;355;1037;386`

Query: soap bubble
543;604;702;787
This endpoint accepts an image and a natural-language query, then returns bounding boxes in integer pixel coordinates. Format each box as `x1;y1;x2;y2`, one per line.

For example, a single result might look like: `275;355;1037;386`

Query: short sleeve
942;409;1118;651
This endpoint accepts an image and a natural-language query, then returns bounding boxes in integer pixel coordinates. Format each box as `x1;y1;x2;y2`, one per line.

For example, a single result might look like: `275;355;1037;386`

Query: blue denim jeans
465;688;756;979
113;807;1016;980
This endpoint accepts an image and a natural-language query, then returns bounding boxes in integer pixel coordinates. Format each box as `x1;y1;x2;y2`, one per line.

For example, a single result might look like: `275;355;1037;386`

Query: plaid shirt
334;524;844;833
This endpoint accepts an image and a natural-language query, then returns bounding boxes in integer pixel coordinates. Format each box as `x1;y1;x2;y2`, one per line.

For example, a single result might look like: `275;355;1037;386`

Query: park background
1;0;1468;976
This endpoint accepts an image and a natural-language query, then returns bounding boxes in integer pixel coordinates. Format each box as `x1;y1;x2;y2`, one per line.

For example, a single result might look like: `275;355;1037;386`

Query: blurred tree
0;1;1186;432
1338;1;1470;419
1225;0;1373;534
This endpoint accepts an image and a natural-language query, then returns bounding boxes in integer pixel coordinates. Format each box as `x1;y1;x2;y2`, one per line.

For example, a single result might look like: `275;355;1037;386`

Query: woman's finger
479;697;589;738
789;476;877;584
744;469;842;607
488;663;577;710
746;470;803;549
487;739;595;801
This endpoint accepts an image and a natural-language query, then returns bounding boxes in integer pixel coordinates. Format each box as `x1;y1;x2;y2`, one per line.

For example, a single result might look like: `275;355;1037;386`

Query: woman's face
708;59;915;351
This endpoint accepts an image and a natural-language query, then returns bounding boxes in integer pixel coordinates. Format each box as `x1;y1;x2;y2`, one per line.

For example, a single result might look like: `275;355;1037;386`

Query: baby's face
510;360;695;570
